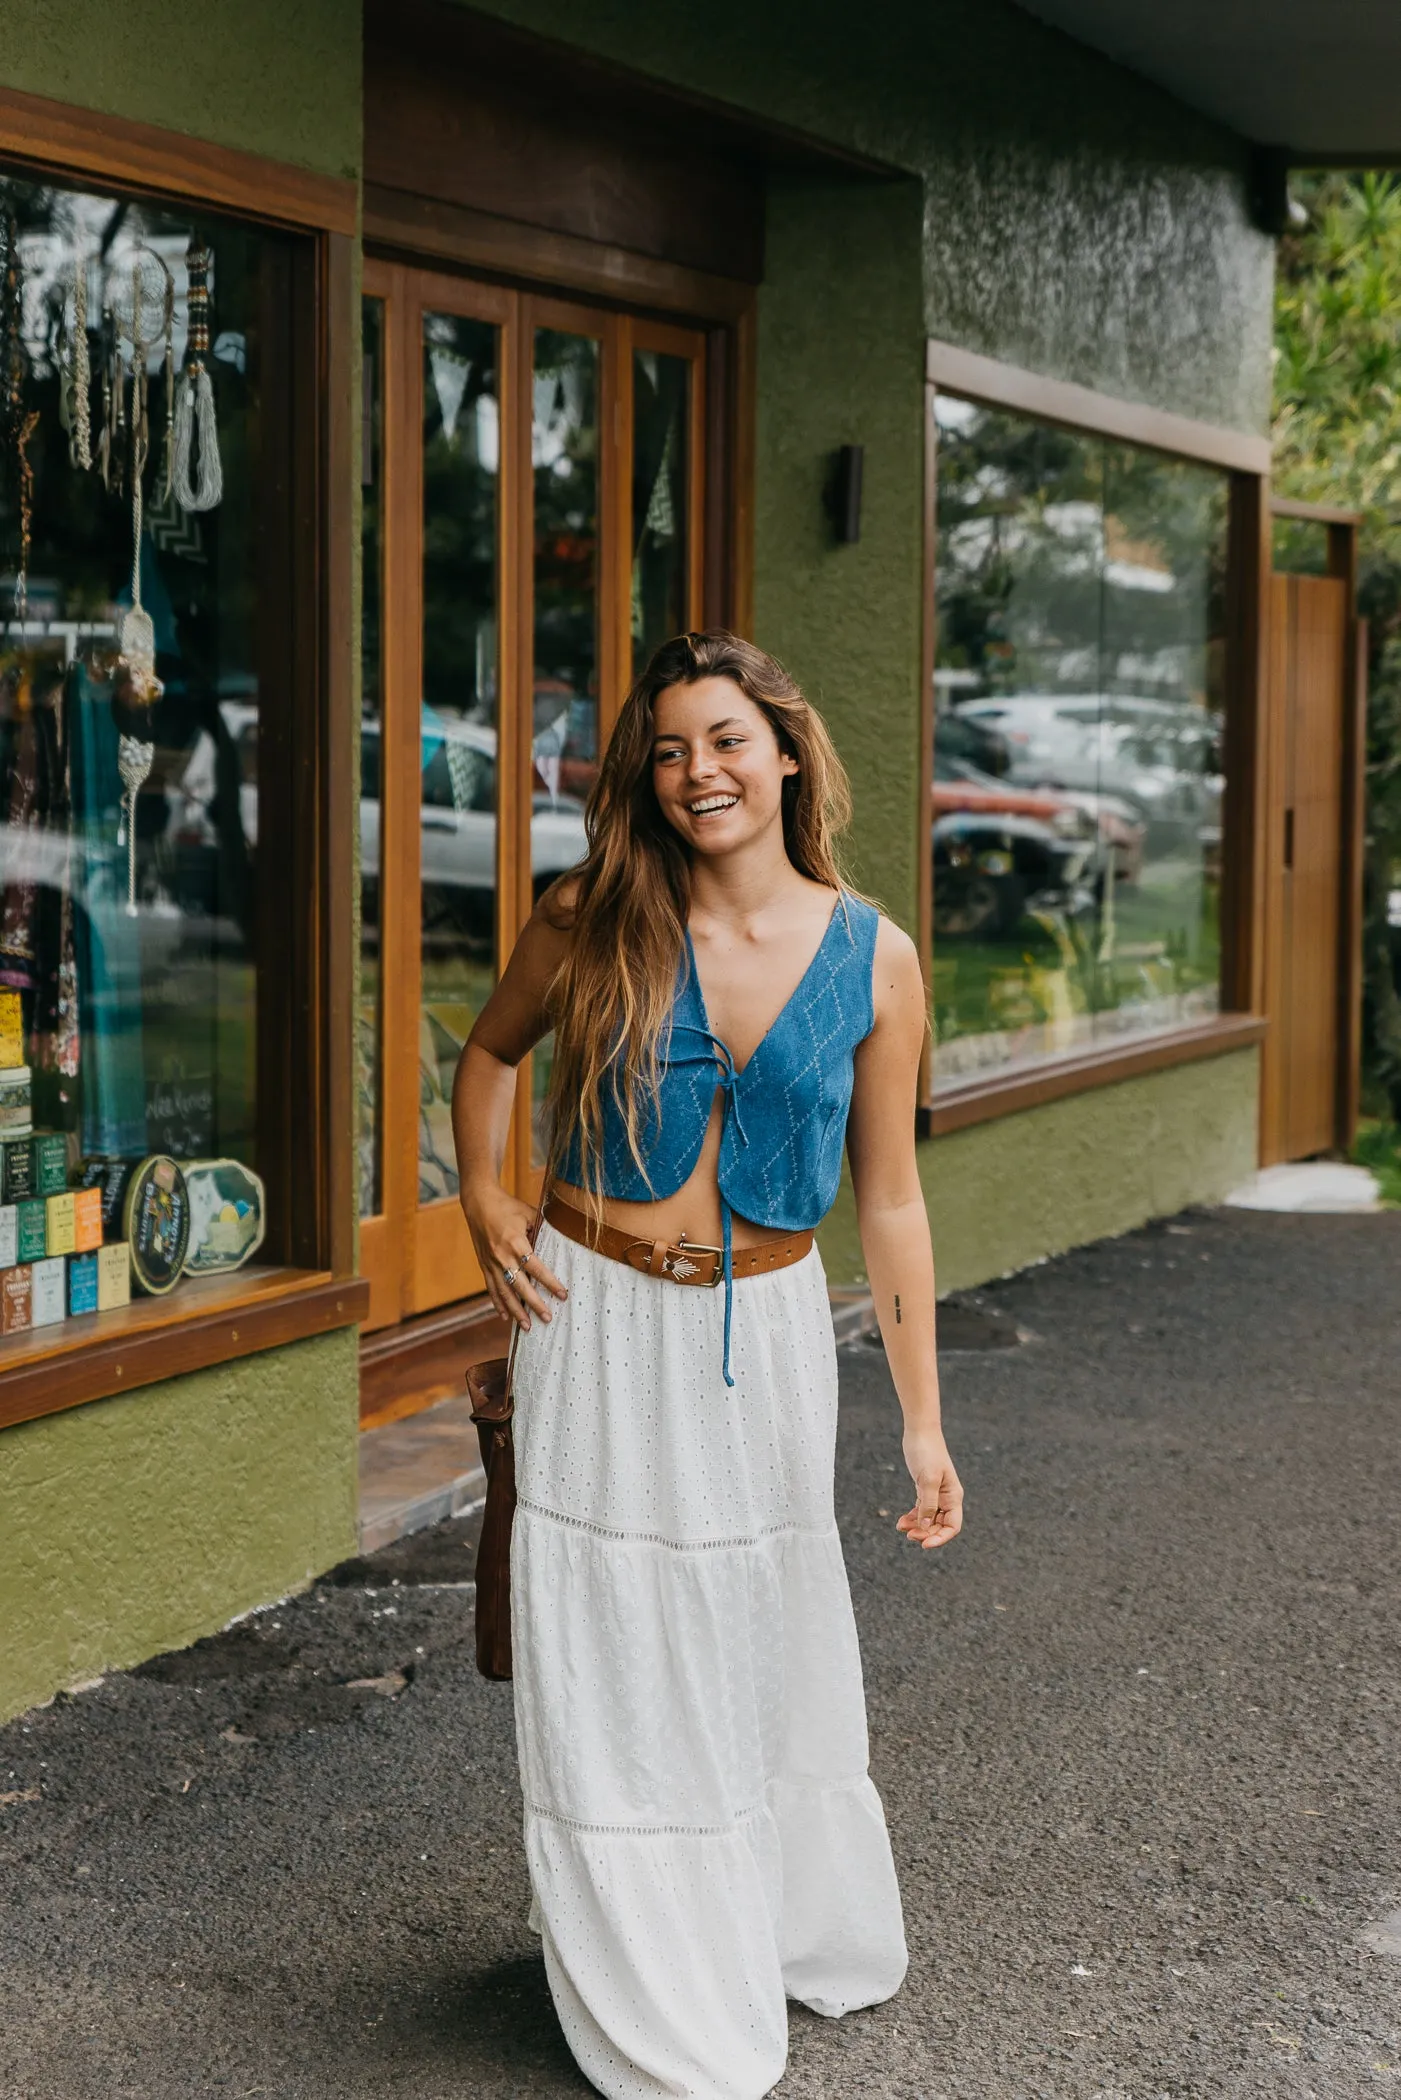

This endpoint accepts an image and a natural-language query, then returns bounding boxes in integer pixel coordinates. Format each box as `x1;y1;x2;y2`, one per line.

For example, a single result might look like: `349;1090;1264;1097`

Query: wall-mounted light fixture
825;443;864;544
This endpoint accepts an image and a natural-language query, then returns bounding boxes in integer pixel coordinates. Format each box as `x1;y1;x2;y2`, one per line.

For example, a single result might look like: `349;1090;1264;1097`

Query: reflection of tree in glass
1100;444;1227;714
935;404;1102;695
935;402;1227;716
631;351;687;669
533;331;598;707
421;314;498;723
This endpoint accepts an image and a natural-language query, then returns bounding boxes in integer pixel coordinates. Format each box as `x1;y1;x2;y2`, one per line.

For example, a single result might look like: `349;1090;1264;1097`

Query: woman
453;631;962;2099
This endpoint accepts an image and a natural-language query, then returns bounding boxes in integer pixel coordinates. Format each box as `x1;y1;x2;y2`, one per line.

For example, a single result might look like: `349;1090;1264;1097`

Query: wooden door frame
360;260;520;1325
358;263;720;1344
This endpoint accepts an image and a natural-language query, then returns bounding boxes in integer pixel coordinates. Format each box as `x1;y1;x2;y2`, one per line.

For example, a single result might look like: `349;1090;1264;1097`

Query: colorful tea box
30;1254;65;1328
67;1252;99;1317
1;1263;32;1332
0;993;21;1070
72;1185;103;1253
97;1241;131;1311
32;1133;68;1197
0;1063;30;1137
15;1199;45;1264
45;1191;76;1258
0;1204;13;1270
79;1155;135;1238
1;1136;34;1204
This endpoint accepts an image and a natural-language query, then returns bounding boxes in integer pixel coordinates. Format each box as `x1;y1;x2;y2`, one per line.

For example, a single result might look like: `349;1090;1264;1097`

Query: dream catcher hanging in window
101;243;174;914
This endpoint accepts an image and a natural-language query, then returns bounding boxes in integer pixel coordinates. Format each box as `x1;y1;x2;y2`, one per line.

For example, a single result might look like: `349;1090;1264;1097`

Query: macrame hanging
105;244;174;913
171;241;222;512
0;214;39;618
60;244;93;472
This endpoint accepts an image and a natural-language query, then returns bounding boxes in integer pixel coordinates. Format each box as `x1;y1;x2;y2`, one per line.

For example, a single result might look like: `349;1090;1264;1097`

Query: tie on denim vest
554;891;880;1383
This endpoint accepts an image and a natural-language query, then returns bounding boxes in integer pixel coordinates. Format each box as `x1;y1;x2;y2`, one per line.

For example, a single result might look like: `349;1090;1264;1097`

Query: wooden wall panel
1261;569;1352;1166
364;0;765;284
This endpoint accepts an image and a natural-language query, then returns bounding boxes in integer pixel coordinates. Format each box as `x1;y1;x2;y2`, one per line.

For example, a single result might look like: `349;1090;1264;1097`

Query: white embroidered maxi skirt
511;1222;907;2099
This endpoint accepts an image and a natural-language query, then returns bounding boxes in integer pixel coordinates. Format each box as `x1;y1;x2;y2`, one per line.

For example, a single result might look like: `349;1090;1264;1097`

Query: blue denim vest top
555;890;880;1384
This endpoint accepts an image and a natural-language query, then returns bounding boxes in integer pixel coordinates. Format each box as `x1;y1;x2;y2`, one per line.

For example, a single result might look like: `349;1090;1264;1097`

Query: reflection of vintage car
210;707;589;928
954;693;1221;848
932;755;1095;939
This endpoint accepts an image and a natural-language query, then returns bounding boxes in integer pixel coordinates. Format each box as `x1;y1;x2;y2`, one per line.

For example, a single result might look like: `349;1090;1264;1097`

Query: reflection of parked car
934;749;1145;893
213;705;589;926
366;716;588;929
932;753;1094;939
954;693;1221;848
934;706;1011;778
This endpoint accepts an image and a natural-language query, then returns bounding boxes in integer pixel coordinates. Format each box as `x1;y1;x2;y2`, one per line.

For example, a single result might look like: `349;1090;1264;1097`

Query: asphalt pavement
2;1205;1399;2099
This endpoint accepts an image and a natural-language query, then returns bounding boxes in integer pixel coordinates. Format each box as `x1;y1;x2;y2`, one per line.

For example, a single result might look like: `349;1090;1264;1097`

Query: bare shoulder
871;912;924;1009
537;870;583;932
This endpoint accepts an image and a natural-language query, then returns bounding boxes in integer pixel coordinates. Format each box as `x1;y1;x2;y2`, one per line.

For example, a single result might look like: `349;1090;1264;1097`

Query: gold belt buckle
665;1232;724;1287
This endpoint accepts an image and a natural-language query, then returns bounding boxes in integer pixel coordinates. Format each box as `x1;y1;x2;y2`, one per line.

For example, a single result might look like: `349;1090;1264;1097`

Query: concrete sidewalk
2;1206;1399;2098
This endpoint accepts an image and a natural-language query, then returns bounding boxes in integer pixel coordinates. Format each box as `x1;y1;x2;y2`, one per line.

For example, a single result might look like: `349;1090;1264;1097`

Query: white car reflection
954;694;1221;847
213;708;588;921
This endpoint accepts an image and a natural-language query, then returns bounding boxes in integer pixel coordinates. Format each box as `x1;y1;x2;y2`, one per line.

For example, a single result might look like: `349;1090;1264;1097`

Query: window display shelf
0;1266;369;1433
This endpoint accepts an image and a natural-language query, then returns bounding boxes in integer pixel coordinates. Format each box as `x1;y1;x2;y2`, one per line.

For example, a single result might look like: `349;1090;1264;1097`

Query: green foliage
1351;1117;1401;1208
1275;172;1401;1115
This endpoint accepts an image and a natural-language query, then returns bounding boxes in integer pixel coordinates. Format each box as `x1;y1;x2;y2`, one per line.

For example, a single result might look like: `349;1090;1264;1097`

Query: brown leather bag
466;1335;518;1681
464;1194;545;1681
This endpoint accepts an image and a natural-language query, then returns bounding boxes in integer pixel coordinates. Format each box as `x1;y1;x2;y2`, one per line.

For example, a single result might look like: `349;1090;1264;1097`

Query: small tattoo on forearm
894;1295;902;1324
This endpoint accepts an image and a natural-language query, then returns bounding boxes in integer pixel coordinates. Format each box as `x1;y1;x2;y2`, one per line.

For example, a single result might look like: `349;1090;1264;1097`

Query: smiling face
650;676;799;858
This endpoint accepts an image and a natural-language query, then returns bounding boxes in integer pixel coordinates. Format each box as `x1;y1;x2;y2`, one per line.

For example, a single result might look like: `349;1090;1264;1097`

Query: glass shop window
930;394;1229;1090
0;171;290;1332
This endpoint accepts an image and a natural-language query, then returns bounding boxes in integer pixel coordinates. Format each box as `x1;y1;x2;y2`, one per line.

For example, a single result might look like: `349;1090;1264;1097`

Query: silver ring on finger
502;1267;517;1287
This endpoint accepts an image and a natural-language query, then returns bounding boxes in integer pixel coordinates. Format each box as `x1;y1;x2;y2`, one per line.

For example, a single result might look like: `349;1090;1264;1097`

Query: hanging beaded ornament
172;241;222;511
104;245;175;913
58;241;93;472
104;243;174;700
116;731;155;916
0;213;39;617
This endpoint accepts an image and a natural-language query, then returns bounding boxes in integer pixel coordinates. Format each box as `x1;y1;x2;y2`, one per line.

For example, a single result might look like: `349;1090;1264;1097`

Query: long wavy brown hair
545;630;854;1200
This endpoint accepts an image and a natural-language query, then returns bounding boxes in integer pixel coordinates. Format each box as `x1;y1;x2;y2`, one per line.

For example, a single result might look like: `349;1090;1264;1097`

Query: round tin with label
122;1155;191;1296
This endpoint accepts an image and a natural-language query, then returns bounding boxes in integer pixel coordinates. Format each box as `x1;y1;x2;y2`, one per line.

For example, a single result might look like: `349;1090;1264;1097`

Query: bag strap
503;1178;550;1402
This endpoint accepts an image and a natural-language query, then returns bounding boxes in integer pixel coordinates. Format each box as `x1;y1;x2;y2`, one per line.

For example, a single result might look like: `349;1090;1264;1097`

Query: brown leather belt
543;1194;812;1289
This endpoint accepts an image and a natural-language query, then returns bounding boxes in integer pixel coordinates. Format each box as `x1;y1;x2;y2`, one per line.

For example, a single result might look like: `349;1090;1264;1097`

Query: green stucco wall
0;0;360;177
0;1330;357;1726
817;1047;1261;1293
0;8;364;1725
754;175;926;921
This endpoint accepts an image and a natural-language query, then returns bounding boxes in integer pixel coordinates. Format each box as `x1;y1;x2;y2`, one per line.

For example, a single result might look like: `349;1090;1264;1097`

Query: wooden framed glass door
359;261;707;1332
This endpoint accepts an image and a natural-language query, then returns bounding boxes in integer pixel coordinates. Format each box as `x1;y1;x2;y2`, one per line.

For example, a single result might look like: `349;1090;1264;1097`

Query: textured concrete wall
469;0;1273;433
0;0;360;176
818;1048;1261;1292
0;1331;358;1725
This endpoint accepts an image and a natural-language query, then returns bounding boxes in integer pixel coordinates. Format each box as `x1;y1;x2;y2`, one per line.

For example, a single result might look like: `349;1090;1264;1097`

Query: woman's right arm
451;889;574;1331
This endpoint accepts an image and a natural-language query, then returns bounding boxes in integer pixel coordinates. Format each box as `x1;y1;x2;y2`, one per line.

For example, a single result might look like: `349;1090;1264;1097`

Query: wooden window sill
0;1267;370;1434
918;1013;1267;1139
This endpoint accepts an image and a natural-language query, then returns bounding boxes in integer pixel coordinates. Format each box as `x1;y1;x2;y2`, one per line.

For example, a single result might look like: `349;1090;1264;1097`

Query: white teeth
689;795;738;814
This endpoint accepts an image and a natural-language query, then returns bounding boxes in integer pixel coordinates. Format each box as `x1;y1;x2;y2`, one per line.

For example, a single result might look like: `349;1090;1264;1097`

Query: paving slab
2;1205;1399;2098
